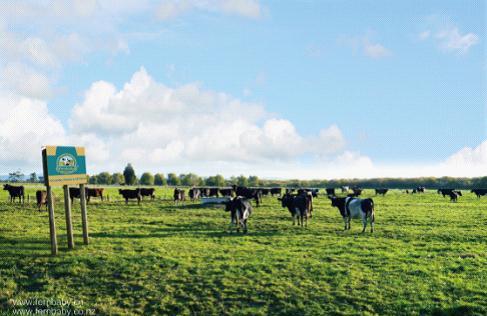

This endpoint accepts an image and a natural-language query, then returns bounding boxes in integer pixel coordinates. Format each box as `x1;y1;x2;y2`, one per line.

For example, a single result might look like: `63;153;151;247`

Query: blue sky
0;1;485;178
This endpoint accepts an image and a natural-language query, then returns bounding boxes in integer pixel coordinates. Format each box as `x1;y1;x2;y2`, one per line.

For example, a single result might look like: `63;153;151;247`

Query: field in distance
1;186;486;315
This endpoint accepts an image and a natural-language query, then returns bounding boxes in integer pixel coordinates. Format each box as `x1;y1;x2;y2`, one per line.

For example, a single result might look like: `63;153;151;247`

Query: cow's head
2;184;8;190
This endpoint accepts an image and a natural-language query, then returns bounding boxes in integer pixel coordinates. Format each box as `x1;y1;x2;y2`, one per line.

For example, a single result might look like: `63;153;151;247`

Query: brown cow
35;190;55;211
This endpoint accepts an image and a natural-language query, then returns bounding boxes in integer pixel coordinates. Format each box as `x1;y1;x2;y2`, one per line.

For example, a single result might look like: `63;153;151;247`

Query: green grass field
1;186;486;315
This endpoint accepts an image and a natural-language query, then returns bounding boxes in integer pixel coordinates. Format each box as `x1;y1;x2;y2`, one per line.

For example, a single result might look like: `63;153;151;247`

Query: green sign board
42;146;87;186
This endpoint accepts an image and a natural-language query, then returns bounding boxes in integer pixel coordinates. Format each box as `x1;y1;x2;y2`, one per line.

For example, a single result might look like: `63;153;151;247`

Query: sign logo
56;153;78;174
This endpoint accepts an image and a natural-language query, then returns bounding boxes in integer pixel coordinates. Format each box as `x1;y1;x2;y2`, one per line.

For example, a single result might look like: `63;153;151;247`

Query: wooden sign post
42;146;88;255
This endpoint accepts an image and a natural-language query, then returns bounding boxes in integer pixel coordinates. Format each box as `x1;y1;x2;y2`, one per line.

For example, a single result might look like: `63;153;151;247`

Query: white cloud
363;38;391;59
340;33;392;59
436;26;479;54
67;67;348;173
156;0;261;20
419;17;479;54
0;94;66;166
1;63;51;99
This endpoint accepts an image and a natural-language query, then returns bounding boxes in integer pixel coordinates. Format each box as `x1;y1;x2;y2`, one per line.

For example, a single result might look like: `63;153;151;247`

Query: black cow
270;187;282;196
189;188;201;201
119;189;141;204
224;197;252;233
471;189;487;198
328;196;375;233
438;188;455;197
260;188;270;196
232;185;262;207
139;188;155;200
375;188;388;196
173;188;185;204
285;188;296;194
219;188;234;197
350;188;362;197
278;192;313;227
3;184;24;203
297;188;319;198
326;188;336;196
416;186;425;193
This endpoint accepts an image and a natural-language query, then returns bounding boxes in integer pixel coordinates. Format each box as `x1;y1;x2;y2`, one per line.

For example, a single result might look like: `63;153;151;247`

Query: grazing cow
438;188;455;197
326;188;336;196
119;189;142;204
35;190;56;211
278;192;313;227
3;184;24;203
139;188;155;200
232;185;262;207
189;188;201;201
328;196;375;233
173;188;186;204
270;187;282;196
341;186;350;193
449;190;462;202
219;188;234;197
224;196;252;233
375;188;389;196
416;186;425;193
471;189;487;198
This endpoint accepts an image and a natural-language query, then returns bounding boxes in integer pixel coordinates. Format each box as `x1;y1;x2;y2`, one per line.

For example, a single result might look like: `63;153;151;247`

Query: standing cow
3;184;24;203
328;196;375;233
119;189;142;205
278;192;313;227
224;196;252;233
173;188;186;205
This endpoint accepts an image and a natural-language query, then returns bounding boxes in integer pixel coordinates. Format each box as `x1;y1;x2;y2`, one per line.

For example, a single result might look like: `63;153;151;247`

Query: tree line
83;163;487;189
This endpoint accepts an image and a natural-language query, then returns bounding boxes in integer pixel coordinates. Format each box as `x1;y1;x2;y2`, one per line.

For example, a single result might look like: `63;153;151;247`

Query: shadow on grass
423;305;485;316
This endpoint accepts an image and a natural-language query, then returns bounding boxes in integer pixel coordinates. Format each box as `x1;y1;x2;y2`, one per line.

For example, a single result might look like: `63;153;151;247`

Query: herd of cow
3;184;487;233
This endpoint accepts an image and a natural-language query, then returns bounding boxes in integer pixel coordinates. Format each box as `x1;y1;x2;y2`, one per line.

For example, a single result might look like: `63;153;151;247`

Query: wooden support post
47;186;58;256
79;184;89;245
63;185;74;249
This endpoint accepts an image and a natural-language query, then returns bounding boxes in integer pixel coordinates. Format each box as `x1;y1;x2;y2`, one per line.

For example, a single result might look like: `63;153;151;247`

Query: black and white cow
188;188;201;201
449;190;462;202
328;196;375;233
438;188;455;197
3;184;24;203
173;188;186;204
278;192;313;227
224;196;252;233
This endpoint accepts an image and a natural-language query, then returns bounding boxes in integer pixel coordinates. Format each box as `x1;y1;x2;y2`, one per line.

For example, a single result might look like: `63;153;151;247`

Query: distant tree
123;163;137;186
97;172;112;185
8;170;24;182
167;173;180;186
248;175;259;187
206;174;225;187
140;172;155;185
111;173;124;185
29;172;38;183
236;175;248;187
154;173;167;186
181;173;201;186
89;175;98;184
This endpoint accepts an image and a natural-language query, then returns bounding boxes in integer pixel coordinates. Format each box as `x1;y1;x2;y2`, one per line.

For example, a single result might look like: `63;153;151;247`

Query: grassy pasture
0;186;486;315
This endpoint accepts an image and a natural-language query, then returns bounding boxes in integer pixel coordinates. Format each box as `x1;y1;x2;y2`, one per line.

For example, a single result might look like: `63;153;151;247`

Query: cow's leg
361;216;367;233
343;217;347;230
370;213;375;233
125;198;128;205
